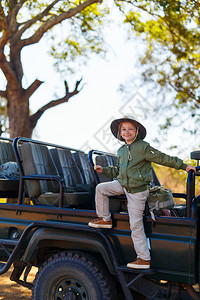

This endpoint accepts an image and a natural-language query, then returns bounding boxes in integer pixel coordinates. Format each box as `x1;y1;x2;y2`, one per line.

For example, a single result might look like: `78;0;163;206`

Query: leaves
48;2;109;73
117;0;200;137
0;0;109;137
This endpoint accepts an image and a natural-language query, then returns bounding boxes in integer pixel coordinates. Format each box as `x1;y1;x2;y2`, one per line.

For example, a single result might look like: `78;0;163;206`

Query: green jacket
102;139;187;193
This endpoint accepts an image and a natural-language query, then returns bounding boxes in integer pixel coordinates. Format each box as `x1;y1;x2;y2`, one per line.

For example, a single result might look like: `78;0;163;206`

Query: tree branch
24;79;44;100
0;30;9;49
29;79;83;128
168;79;197;101
17;0;100;49
12;0;29;16
0;90;7;98
0;50;18;87
15;0;60;41
0;2;8;49
0;2;7;31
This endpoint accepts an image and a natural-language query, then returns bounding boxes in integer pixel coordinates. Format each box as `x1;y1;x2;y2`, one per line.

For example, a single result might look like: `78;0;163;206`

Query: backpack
147;186;175;220
0;161;20;180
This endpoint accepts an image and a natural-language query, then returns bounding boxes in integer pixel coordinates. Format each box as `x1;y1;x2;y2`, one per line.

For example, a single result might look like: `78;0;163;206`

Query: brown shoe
127;258;150;269
88;218;112;229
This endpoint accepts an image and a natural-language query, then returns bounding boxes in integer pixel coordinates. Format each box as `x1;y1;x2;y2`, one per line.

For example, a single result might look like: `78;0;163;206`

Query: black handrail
0;137;13;142
13;137;92;205
13;136;85;154
186;166;200;218
22;175;64;207
12;137;71;207
88;149;117;185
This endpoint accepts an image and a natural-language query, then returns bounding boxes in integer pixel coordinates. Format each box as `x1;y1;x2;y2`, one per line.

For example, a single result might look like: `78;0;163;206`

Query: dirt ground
0;266;37;300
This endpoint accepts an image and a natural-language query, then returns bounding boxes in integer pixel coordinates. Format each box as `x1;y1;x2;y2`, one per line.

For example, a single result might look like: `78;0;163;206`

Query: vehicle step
116;265;155;275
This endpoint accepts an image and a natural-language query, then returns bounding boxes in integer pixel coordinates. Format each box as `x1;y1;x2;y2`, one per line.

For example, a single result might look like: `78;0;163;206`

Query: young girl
88;116;196;269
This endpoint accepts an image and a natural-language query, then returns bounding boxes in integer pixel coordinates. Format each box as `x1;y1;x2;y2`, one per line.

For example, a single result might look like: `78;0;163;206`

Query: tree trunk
7;89;32;138
0;0;99;138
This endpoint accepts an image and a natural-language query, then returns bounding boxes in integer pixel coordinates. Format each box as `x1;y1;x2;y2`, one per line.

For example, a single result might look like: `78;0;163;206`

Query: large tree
115;0;200;136
0;0;107;138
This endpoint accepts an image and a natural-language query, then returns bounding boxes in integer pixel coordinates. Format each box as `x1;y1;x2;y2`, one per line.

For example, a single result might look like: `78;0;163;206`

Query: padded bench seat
37;191;91;206
0;141;19;196
20;142;91;207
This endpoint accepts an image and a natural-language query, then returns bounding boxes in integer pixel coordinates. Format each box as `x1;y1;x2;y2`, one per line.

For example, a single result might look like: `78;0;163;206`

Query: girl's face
120;121;137;144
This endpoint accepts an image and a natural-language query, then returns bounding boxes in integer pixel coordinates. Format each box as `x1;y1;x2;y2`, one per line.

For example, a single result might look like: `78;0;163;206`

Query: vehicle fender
22;227;115;274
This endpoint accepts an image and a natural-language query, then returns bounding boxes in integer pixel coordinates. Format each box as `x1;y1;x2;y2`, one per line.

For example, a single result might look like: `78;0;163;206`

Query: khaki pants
95;180;150;261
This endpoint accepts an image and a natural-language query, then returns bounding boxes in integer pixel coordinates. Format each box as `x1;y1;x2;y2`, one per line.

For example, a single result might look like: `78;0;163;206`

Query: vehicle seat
0;141;16;164
20;142;91;207
73;152;95;186
50;148;94;195
50;148;83;186
0;141;19;194
95;155;117;183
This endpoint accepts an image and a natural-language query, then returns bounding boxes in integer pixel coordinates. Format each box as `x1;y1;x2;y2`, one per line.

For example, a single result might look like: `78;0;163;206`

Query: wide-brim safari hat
110;116;146;141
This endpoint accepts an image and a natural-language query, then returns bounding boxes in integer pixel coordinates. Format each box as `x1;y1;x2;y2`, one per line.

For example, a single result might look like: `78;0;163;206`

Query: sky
0;3;198;160
21;13;155;155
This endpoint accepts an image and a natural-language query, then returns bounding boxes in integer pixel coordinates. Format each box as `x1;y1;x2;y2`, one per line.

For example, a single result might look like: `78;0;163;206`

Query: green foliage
2;0;109;73
116;0;200;132
17;1;109;72
49;3;109;73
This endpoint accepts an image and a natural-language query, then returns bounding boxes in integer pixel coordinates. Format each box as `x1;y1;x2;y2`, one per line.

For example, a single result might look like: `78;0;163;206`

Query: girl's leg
125;189;150;261
95;180;124;221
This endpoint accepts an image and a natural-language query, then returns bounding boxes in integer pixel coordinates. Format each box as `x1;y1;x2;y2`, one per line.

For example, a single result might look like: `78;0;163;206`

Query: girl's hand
185;165;196;173
94;165;103;173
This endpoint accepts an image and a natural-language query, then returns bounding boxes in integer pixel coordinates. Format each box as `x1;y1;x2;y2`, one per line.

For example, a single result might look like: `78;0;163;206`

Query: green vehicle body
0;137;199;299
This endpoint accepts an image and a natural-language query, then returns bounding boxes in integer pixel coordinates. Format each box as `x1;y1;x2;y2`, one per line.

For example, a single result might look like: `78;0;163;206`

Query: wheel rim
49;276;90;300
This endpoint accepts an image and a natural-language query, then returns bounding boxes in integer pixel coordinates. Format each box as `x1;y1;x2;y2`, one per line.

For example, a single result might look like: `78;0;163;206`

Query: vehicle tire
32;251;116;300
